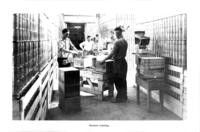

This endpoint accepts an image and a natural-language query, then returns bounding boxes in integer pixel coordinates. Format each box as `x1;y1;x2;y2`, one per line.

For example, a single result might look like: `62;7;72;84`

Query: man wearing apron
57;28;78;67
101;26;128;103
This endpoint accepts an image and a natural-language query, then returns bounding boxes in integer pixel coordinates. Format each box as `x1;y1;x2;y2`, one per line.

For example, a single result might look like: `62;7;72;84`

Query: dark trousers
113;77;127;101
112;59;128;100
57;58;71;68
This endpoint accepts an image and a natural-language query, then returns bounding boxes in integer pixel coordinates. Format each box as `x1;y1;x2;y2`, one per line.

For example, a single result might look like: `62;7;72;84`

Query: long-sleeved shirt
104;37;128;78
106;38;128;60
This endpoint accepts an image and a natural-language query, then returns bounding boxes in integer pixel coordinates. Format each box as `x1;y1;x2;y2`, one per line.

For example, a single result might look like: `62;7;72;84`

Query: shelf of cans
13;13;63;97
13;14;39;96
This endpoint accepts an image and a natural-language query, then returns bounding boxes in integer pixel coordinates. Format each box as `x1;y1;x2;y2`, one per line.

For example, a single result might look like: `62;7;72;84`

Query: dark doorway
67;23;85;50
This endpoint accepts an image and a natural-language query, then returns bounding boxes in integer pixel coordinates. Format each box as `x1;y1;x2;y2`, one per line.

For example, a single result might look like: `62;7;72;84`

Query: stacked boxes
80;60;114;98
73;56;95;68
137;57;165;79
136;75;166;90
73;57;84;68
59;67;80;97
94;59;113;73
58;67;81;113
94;60;106;72
135;55;167;111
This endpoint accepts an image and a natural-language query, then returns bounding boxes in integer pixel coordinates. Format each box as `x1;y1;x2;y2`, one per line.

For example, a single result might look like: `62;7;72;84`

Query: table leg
136;84;140;104
160;90;164;111
147;89;151;112
97;92;104;100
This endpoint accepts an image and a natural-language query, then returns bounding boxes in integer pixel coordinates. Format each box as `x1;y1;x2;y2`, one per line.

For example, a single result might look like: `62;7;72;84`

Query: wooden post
147;89;151;112
136;84;140;104
160;90;164;111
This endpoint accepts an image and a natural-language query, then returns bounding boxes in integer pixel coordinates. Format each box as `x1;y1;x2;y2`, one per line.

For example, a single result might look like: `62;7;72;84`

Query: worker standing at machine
101;26;128;103
57;28;79;67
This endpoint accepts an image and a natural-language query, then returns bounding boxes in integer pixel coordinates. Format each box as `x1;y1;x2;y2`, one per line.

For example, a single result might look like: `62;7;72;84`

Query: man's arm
58;40;76;54
62;48;73;53
101;41;118;63
79;42;85;51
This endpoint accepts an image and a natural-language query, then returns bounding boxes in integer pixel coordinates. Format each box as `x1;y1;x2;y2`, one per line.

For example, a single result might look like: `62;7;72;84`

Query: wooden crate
13;75;41;120
139;56;165;67
80;69;113;100
94;59;113;73
94;60;106;72
135;53;155;65
59;67;80;98
13;63;51;120
136;56;165;79
136;75;166;90
73;57;84;68
139;66;165;79
164;64;185;118
37;63;50;120
48;67;54;107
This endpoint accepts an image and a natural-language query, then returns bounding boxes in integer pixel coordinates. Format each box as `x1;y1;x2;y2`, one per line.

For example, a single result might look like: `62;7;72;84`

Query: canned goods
19;29;23;41
20;53;24;65
14;54;20;66
31;41;34;51
15;66;21;84
24;42;27;53
25;52;28;63
13;42;18;55
24;30;27;40
21;42;25;53
25;62;29;77
28;41;31;51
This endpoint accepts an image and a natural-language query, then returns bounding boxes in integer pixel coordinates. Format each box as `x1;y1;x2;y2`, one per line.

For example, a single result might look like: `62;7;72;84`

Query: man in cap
101;26;128;103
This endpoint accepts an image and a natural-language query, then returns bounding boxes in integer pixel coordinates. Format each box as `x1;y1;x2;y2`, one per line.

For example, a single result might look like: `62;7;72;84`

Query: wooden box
139;66;165;79
94;59;113;73
94;60;106;72
59;67;80;98
73;56;96;68
73;57;84;68
135;53;155;65
139;57;165;68
136;75;166;90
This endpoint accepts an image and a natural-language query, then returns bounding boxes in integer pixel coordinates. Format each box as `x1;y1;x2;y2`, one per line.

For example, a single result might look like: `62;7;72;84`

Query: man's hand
70;50;78;55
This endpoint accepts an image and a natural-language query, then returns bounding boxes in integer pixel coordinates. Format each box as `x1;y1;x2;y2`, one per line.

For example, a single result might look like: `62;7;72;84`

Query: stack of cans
58;67;81;113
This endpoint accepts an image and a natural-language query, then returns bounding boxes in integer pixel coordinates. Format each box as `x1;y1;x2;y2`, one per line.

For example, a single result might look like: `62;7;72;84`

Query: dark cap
114;26;124;32
62;28;69;35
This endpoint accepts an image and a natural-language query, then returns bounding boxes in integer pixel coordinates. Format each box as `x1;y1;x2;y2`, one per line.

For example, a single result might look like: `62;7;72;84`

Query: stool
136;75;166;112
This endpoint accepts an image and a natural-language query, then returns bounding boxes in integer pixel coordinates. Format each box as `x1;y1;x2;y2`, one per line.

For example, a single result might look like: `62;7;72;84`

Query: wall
136;13;187;118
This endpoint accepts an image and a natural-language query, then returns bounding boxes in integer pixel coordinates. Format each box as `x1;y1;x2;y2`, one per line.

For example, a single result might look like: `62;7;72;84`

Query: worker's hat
114;26;124;32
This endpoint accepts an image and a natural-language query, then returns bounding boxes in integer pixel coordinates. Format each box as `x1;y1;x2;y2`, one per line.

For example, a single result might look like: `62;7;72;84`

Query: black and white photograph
1;0;200;132
12;13;187;120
